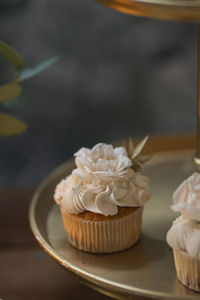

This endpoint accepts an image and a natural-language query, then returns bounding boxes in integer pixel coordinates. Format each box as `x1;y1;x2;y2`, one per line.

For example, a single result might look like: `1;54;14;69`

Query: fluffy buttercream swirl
172;172;200;221
54;143;150;216
167;215;200;259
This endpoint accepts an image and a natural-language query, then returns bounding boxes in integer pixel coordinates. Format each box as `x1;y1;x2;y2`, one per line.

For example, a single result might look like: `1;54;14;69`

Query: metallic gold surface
193;156;200;171
96;0;200;22
194;25;200;172
30;135;200;300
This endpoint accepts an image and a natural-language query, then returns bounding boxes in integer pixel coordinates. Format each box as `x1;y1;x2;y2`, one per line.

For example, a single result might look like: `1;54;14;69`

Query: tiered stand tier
30;135;200;300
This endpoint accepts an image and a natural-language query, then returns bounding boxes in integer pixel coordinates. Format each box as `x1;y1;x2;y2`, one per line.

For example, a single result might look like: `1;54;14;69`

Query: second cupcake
167;172;200;292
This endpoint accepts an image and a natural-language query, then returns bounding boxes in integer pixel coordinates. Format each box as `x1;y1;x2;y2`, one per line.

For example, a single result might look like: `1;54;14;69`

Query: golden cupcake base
173;249;200;292
30;135;200;300
61;207;143;253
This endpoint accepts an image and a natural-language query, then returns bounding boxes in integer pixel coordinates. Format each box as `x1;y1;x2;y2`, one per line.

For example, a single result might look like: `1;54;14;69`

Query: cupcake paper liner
173;248;200;292
61;207;143;253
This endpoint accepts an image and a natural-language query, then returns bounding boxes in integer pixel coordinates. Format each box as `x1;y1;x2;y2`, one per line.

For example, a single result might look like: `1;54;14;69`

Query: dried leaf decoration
0;40;23;69
0;84;21;102
131;136;149;161
123;136;152;172
0;113;27;136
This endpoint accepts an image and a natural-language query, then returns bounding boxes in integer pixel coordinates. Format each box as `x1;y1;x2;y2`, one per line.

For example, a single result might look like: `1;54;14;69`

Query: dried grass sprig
123;136;153;172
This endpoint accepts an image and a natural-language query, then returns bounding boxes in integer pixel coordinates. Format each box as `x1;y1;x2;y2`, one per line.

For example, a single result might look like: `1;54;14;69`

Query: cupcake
54;137;151;253
167;172;200;292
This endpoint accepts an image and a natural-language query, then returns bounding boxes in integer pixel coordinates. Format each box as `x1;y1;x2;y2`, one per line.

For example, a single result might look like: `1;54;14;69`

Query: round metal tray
97;0;200;22
30;135;200;300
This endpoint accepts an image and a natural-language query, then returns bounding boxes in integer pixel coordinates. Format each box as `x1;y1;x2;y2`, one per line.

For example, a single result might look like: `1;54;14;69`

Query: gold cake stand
29;1;200;299
30;135;200;300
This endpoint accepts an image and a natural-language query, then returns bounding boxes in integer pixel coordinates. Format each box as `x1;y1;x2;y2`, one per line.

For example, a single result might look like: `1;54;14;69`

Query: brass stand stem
194;24;200;171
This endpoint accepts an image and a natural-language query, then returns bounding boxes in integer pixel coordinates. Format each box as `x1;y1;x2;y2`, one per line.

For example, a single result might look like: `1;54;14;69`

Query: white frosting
167;215;200;259
54;143;150;216
167;172;200;259
172;172;200;221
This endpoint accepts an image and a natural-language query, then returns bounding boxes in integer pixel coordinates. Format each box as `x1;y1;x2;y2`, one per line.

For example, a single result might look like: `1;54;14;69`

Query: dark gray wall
0;0;197;186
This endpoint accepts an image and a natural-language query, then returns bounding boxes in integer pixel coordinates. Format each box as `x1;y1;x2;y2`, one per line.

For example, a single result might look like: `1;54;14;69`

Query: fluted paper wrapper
61;207;143;253
173;248;200;292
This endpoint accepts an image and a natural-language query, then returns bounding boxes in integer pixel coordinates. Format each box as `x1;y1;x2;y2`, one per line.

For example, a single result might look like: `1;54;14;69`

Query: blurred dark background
0;0;197;187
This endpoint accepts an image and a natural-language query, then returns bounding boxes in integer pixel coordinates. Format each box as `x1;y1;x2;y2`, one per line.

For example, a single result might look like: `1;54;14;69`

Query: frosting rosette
74;143;132;182
172;172;200;221
54;142;151;216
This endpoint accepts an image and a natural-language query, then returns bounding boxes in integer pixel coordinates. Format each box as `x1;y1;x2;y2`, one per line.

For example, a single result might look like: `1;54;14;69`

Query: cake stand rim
96;0;200;22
